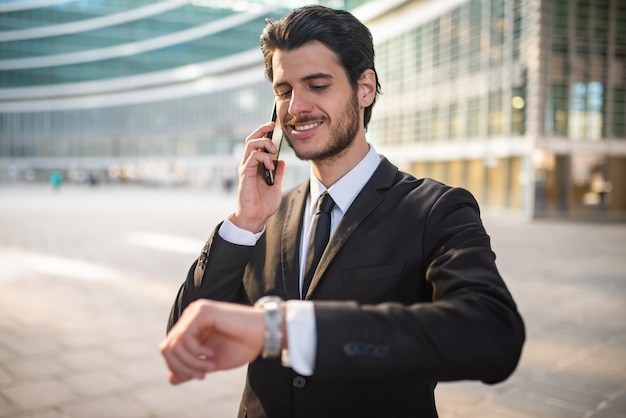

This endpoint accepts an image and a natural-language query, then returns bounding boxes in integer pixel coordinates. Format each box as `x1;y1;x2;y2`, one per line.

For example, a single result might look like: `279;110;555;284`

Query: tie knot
316;192;335;214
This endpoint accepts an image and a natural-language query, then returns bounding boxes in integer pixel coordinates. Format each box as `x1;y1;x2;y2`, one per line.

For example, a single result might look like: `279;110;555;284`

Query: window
466;97;481;138
611;87;625;138
511;87;526;135
449;102;460;139
469;0;482;73
569;81;604;140
550;83;569;136
488;90;503;136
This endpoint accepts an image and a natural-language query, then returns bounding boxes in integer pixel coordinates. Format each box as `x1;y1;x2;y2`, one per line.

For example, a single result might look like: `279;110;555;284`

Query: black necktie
302;192;335;297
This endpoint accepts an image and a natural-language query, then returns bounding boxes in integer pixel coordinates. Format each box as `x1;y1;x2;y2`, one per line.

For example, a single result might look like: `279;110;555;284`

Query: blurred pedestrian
49;170;62;191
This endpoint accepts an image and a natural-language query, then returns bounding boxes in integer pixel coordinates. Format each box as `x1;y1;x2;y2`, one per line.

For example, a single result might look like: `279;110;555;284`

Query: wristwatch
254;296;283;359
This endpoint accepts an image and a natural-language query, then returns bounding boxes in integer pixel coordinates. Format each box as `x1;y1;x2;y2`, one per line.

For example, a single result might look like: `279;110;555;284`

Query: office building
367;0;626;218
1;0;625;218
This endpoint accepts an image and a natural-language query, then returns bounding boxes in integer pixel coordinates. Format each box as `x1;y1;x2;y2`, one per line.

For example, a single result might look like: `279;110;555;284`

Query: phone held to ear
262;103;283;186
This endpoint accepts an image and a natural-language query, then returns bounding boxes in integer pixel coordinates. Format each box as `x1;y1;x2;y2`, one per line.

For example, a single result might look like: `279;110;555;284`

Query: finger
173;336;216;371
245;121;275;143
166;361;196;385
240;149;275;178
247;121;278;146
162;352;201;383
273;160;286;184
160;329;211;360
245;137;278;157
163;345;213;382
168;371;188;385
168;370;196;385
160;334;215;376
244;123;276;152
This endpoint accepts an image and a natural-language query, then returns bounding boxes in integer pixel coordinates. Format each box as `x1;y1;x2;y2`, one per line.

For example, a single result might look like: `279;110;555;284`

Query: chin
286;138;317;161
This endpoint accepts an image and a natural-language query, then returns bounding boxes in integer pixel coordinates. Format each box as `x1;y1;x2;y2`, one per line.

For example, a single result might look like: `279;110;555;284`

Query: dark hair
260;5;381;129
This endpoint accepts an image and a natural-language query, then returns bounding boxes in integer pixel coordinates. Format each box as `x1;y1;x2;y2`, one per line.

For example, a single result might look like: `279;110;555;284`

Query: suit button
293;376;306;389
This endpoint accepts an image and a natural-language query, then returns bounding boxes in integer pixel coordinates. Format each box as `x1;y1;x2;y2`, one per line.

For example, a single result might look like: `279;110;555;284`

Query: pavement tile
56;330;106;350
0;366;12;385
59;394;148;418
115;357;170;386
0;335;62;360
57;347;117;372
535;371;624;402
107;339;159;360
3;358;67;380
0;344;18;364
453;403;533;418
493;386;593;417
527;376;607;412
132;381;210;416
61;370;129;398
1;379;78;411
520;337;580;374
587;390;626;418
14;410;67;418
0;392;19;417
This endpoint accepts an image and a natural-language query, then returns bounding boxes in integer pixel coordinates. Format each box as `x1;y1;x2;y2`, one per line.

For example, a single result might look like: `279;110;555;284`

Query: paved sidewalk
0;184;625;417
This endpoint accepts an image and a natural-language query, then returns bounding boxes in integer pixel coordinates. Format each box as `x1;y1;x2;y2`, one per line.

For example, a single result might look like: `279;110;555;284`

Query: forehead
271;41;345;86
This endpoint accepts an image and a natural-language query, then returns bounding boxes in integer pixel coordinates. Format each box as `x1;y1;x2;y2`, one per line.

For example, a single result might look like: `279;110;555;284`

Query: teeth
295;123;319;131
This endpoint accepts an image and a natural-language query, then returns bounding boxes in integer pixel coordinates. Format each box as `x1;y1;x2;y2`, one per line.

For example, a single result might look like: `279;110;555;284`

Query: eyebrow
301;72;334;82
273;72;334;91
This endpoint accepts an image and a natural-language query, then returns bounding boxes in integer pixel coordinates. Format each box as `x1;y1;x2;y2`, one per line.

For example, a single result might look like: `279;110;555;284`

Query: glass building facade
366;0;626;218
1;0;625;218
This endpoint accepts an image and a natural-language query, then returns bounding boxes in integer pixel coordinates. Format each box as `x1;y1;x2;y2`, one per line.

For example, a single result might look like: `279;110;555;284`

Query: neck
312;136;370;188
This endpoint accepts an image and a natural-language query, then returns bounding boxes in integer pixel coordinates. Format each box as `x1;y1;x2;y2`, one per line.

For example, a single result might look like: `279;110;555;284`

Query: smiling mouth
294;122;321;131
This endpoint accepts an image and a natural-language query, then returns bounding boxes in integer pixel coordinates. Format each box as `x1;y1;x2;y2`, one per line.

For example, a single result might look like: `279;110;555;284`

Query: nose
287;91;313;119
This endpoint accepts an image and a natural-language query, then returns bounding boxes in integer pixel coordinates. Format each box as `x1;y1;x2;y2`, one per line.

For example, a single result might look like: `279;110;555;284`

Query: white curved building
1;0;625;218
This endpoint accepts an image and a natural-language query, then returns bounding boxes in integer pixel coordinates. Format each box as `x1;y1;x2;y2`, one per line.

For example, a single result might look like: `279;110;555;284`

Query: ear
357;69;377;107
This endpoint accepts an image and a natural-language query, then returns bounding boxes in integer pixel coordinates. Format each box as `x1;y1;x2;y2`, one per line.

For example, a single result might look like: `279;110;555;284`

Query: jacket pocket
341;263;405;284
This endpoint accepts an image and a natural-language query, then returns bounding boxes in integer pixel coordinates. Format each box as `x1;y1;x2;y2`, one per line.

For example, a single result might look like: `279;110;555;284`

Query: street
0;183;625;417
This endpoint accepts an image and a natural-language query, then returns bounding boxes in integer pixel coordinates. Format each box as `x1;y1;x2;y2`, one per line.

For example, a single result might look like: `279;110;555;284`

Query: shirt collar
308;144;381;215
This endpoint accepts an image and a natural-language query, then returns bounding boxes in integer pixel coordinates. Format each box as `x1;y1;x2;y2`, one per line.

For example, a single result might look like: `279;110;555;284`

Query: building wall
608;156;626;211
367;0;529;211
534;0;626;217
1;0;625;218
368;0;626;219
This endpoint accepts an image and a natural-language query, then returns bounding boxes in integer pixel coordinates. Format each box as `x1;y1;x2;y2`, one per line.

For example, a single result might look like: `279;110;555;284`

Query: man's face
271;41;361;162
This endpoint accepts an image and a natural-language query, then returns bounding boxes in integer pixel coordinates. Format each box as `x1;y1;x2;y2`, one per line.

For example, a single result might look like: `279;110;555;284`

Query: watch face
255;296;282;307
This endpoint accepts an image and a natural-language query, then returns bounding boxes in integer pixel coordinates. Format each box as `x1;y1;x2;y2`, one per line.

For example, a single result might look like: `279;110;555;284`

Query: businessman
160;5;525;418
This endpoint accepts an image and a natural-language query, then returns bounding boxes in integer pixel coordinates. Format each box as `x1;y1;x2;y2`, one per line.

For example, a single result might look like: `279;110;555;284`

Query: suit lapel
304;158;398;299
281;182;308;299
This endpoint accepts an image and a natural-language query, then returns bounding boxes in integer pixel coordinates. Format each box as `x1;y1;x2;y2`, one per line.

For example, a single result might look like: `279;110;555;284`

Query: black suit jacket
168;158;525;418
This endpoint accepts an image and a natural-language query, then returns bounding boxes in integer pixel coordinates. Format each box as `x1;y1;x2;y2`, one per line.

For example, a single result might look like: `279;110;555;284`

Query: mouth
294;122;321;132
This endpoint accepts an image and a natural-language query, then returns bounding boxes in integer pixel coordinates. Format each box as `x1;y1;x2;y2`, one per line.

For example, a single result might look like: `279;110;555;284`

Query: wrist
230;213;265;234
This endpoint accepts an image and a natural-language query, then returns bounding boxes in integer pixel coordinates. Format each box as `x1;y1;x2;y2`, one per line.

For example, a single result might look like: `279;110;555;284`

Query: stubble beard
284;91;360;164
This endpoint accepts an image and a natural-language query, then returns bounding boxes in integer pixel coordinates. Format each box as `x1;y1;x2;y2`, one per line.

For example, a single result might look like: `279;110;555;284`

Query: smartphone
262;103;283;186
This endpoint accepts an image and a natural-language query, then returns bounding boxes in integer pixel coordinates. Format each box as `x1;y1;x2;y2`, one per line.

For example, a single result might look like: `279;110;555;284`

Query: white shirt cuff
281;300;316;376
218;216;264;245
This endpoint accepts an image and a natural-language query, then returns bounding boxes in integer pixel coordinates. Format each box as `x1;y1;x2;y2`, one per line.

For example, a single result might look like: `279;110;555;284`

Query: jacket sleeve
166;223;255;332
313;187;525;384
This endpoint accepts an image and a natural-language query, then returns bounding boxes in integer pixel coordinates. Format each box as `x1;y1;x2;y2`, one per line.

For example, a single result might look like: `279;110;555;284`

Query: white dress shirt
219;144;381;375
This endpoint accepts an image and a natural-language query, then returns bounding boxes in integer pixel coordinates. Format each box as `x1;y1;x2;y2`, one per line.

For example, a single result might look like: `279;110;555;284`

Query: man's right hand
231;122;286;233
159;300;265;385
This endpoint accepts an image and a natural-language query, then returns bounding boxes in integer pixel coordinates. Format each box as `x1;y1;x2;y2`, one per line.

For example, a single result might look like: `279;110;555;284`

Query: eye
276;89;292;99
311;84;329;91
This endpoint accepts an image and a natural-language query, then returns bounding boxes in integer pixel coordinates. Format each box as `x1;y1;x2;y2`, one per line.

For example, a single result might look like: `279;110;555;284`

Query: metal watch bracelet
254;296;283;359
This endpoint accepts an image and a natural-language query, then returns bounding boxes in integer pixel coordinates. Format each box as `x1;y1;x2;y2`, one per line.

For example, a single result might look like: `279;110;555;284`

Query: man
160;5;525;418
